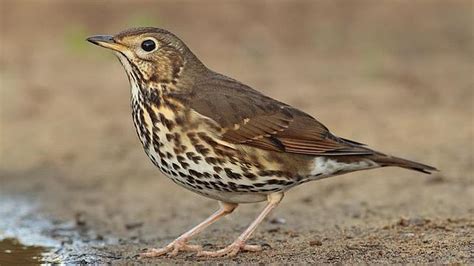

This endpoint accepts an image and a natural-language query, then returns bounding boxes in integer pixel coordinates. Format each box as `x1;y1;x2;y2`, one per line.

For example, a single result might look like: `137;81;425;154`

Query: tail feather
373;155;438;174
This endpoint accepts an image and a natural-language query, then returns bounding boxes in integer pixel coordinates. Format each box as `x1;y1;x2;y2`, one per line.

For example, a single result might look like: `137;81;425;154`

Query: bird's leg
198;192;284;257
141;201;238;257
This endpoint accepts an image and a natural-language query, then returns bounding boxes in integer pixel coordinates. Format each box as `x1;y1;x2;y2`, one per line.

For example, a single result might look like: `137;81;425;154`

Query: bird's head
87;27;205;88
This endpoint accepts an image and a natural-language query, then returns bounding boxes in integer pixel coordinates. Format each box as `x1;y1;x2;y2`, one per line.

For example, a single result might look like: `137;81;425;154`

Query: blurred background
0;0;473;264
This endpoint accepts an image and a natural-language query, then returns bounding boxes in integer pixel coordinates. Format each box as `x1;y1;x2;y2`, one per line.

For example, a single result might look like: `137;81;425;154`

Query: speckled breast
129;90;310;203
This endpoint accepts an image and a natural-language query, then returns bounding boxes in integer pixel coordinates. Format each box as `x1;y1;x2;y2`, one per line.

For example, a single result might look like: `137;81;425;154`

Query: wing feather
180;72;374;156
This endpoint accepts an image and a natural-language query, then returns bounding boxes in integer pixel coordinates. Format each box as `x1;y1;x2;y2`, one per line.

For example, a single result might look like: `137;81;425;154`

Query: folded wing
182;73;374;156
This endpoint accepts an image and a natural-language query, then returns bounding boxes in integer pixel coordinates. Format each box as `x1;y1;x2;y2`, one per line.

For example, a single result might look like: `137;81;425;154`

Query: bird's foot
197;241;261;257
140;239;202;258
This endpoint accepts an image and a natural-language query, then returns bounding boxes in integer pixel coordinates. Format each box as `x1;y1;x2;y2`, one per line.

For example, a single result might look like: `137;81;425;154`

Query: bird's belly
144;144;270;203
170;179;268;204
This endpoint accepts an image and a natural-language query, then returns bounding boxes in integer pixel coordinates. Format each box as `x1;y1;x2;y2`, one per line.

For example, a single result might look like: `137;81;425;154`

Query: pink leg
141;201;238;257
198;192;284;257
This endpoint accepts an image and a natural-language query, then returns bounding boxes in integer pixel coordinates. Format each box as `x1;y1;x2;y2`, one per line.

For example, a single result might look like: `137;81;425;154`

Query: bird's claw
140;240;202;258
197;241;262;257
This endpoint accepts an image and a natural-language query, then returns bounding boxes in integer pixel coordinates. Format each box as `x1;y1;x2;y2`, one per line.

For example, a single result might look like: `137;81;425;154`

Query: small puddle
0;196;61;263
0;195;123;263
0;238;50;264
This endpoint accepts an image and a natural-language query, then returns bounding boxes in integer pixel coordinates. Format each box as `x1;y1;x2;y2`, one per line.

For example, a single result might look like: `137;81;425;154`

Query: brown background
0;0;473;263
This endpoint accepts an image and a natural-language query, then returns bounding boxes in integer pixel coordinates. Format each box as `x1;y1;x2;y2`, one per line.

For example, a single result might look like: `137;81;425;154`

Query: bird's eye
141;39;156;52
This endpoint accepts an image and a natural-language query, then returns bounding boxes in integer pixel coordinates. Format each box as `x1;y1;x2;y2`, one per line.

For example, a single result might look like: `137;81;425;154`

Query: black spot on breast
195;144;210;156
227;182;237;190
185;152;195;159
160;159;169;168
186;152;201;164
144;102;160;130
195;179;209;186
212;147;238;163
237;184;252;189
152;139;162;152
176;155;190;169
224;168;241;180
152;131;161;141
266;179;294;186
189;169;203;179
258;188;281;192
149;156;159;167
137;107;151;149
148;90;161;107
205;157;217;165
257;170;292;178
159;113;175;131
187;132;199;146
208;181;222;191
160;167;170;175
166;133;174;142
205;157;225;165
244;173;257;180
156;149;166;159
186;176;196;184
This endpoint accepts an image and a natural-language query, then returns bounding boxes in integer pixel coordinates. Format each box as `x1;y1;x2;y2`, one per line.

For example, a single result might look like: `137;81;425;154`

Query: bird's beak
87;35;125;52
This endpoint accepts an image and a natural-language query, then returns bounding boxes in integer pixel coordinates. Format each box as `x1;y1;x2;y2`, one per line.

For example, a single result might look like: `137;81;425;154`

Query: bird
87;27;437;258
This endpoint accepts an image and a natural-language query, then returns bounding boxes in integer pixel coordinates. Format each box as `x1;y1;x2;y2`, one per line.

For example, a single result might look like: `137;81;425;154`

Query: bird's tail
372;154;438;174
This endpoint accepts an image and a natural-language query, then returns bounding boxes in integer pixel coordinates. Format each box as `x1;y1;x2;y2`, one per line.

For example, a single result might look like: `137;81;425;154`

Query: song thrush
87;27;437;258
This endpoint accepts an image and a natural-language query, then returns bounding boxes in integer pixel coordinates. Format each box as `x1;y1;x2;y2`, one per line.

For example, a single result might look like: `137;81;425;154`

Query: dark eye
141;39;156;52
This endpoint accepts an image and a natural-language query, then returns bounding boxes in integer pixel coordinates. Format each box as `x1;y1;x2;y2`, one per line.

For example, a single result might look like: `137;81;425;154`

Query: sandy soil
0;0;473;264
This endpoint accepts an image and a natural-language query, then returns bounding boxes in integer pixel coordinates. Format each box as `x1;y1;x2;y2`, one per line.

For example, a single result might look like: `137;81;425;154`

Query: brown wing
178;72;373;156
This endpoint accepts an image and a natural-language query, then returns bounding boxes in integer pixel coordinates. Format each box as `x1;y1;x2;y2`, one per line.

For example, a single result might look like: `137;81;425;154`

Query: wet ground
1;0;473;264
